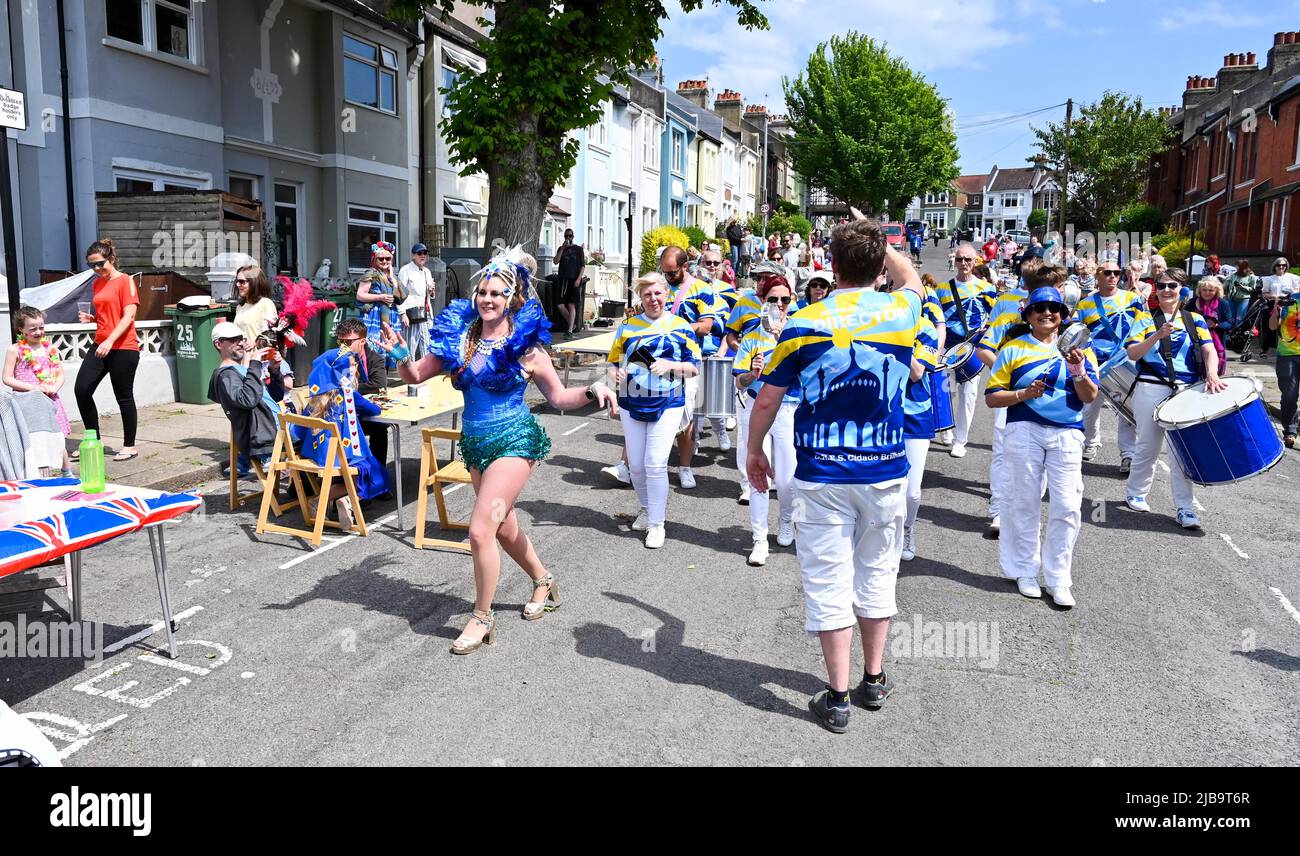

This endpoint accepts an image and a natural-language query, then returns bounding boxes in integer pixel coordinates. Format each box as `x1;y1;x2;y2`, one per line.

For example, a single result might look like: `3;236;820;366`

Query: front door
274;183;300;277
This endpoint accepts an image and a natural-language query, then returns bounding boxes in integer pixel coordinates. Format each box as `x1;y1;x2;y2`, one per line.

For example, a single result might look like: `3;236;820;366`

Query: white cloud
1155;2;1266;30
656;0;1049;111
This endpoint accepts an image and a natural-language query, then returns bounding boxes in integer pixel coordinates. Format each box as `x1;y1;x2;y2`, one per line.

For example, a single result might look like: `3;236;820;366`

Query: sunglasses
1275;264;1287;269
235;277;250;285
1028;302;1064;315
338;336;365;345
955;256;976;262
374;256;393;262
766;296;793;305
414;251;428;256
88;260;108;269
1100;269;1121;276
1155;282;1181;290
702;260;722;267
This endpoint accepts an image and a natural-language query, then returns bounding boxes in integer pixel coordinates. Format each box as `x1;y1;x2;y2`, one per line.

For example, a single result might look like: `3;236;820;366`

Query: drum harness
1136;308;1201;394
947;278;987;345
1093;294;1141;406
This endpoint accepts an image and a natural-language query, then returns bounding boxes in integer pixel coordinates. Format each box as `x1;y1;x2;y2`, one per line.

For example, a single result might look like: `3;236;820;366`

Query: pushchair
1227;288;1269;361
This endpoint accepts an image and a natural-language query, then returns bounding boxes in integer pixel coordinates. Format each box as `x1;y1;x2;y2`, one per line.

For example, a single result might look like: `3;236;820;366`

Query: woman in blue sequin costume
388;246;619;655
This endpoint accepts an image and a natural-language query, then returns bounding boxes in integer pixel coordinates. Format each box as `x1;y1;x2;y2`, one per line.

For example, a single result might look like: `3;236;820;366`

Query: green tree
783;33;958;219
1026;208;1048;230
1030;92;1172;231
388;1;768;253
774;198;799;217
1107;202;1167;236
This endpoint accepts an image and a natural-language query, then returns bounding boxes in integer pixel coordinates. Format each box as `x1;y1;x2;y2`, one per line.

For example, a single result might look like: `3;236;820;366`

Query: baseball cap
211;321;246;342
412;243;428;254
806;270;833;287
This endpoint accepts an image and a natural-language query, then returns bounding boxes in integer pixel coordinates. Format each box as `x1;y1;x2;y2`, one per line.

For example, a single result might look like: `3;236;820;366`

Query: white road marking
442;484;464;496
563;421;591;437
1219;534;1250;560
241;671;256;679
1269;587;1300;628
1156;460;1170;473
277;514;397;570
102;605;206;655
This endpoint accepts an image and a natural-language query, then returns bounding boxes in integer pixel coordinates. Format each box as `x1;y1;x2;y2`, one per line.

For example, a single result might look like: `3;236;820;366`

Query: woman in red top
74;238;140;461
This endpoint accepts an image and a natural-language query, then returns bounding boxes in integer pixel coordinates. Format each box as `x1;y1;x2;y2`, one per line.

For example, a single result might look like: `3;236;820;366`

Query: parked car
1005;229;1031;246
882;222;906;249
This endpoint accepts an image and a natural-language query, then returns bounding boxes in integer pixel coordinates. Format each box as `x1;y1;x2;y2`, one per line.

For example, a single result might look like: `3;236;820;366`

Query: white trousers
793;478;906;632
904;438;930;529
621;407;683;526
748;401;797;539
1126;382;1196;510
999;420;1084;588
1082;396;1137;458
951;369;984;445
735;398;751;488
989;405;1008;517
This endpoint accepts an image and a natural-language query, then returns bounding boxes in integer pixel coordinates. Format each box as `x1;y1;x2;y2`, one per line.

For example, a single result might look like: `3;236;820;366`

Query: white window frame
644;119;660;171
343;32;400;116
598;196;607;251
440;63;462;119
227;172;260;202
347;204;400;273
672;131;684;175
586;194;597;249
104;0;205;67
112;164;209;192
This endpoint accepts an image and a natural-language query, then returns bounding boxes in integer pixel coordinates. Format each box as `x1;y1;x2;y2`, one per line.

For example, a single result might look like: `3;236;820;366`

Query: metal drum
930;367;955;432
697;355;737;419
1097;360;1139;426
1154;376;1284;485
943;342;984;384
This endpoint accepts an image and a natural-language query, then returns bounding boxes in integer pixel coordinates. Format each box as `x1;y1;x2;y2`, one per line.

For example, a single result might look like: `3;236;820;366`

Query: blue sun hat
1021;286;1069;318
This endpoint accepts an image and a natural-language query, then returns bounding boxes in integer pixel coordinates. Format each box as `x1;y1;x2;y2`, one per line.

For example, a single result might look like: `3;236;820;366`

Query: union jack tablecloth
0;478;201;578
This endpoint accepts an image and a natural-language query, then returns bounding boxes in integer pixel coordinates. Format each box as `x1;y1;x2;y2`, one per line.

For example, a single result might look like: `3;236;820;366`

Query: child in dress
3;306;74;476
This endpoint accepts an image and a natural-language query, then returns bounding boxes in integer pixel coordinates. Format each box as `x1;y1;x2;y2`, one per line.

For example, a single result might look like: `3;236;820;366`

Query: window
616;201;627;254
227;174;259;202
671;200;684;227
987;195;997;209
347;205;399;271
113;166;205;192
925;191;949;205
598;196;607;251
672;131;684;174
644;120;659;169
1243;127;1258;179
105;0;201;64
590;102;610;148
586;194;596;248
440;64;460;119
344;33;398;114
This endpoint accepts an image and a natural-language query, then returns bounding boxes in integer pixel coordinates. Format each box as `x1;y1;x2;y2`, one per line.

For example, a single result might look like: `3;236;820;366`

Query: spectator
725;217;745;272
1066;257;1096;308
1193;276;1228;370
781;235;801;269
397;243;434;359
553;229;585;339
74;237;139;463
739;227;754;279
1267;291;1299;447
4;307;73;477
333;318;392;470
1143;254;1168;309
356;241;406;365
1203;254;1221;277
1222;260;1259;333
232;264;277;345
1260;257;1300;355
804;269;833;306
207;321;278;479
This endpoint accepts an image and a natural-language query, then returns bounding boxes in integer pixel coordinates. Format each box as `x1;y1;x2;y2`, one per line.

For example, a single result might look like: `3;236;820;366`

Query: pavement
3;241;1298;766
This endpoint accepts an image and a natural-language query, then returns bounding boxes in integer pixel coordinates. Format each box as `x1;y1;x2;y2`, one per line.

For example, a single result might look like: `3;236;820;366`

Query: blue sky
655;0;1298;177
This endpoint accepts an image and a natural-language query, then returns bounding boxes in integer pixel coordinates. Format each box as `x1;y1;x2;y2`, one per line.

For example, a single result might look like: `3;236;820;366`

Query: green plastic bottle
79;430;106;494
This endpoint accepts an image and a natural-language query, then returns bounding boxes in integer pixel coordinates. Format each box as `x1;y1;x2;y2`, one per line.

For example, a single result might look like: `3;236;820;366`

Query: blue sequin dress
430;298;553;472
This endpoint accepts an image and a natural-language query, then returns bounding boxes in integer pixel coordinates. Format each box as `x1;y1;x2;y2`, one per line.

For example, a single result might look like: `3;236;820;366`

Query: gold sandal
522;573;560;621
450;609;496;655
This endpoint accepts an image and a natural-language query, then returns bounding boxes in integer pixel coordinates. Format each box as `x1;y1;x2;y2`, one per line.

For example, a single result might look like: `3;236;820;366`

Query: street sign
0;88;27;131
761;203;769;214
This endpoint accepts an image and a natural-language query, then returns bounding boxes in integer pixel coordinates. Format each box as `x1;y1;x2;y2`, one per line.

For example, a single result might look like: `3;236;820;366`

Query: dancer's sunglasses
766;296;794;305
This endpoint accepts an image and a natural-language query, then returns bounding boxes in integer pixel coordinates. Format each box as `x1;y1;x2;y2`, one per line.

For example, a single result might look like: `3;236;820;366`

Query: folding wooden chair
414;427;472;552
228;428;301;517
255;412;368;547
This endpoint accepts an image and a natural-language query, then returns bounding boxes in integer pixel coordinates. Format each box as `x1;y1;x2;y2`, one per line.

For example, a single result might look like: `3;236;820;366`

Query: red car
882;222;905;250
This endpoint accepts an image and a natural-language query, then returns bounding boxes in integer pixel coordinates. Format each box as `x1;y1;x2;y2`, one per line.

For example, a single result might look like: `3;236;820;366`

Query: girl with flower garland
386;245;618;655
3;307;73;476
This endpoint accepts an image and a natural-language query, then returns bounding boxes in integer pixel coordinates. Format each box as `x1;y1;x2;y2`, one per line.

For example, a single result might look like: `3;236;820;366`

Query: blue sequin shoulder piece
430;298;552;391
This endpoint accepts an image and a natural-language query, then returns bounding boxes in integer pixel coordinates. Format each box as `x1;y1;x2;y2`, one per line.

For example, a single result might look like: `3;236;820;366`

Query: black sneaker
808;689;851;733
855;672;896;710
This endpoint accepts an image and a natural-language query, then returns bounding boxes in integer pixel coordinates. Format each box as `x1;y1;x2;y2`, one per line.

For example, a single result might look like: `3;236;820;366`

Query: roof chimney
1217;50;1258;90
713;89;743;132
1182;74;1216;112
1269;32;1300;74
675;79;710;110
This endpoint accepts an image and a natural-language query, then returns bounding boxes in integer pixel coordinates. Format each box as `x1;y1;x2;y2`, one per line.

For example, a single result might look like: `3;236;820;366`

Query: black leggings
75;349;140;446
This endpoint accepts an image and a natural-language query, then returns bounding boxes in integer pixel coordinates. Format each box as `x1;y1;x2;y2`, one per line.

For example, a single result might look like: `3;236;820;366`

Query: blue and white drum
930;367;955;433
1153;376;1284;485
943;341;984;385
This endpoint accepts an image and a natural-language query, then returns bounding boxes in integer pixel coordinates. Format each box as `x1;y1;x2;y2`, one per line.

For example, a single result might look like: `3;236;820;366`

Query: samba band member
985;286;1099;607
734;273;799;566
605;273;701;549
1075;261;1146;469
902;311;940;562
935;245;998;457
976;258;1042;536
749;219;925;733
1123;274;1225;529
392;246;618;654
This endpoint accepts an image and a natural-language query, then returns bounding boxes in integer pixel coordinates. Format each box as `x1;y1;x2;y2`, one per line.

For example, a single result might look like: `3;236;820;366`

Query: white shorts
792;477;907;633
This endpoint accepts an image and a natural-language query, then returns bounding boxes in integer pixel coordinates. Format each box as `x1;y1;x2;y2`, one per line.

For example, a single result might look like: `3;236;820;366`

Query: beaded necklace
17;337;61;384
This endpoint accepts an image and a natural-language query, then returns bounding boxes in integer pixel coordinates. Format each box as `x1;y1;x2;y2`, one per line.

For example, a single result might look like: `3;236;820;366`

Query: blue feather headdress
471;244;532;304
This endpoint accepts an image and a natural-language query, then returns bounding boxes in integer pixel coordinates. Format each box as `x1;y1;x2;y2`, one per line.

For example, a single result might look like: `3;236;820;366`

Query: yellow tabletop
559;331;617;356
366;376;464;424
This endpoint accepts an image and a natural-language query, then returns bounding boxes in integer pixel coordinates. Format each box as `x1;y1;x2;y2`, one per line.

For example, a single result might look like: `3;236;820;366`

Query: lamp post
626;191;636;312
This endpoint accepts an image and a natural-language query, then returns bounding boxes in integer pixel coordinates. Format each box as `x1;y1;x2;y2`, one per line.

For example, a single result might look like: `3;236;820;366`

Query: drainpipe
410;17;427;247
57;0;77;268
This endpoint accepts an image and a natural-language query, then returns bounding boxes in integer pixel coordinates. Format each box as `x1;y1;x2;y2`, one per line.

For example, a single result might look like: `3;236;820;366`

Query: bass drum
1097;360;1139;426
1154;376;1284;485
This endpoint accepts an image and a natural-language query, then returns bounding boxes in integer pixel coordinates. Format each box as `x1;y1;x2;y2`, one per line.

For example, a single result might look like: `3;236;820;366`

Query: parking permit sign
0;88;26;131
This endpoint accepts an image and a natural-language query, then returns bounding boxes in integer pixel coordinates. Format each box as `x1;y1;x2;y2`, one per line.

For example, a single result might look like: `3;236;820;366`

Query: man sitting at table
335;318;391;469
208;321;280;478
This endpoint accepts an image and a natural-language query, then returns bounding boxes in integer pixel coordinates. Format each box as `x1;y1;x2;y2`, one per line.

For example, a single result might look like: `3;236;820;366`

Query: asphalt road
4;242;1298;766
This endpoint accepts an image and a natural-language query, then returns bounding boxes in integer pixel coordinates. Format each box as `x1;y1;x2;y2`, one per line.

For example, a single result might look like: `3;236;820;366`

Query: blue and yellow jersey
904;316;940;440
934;276;997;340
607;312;701;422
764;288;922;484
713;281;740;314
671;275;724;354
923;290;945;332
1126;309;1212;384
978;288;1027;353
986;333;1099;430
734;327;800;405
1075;290;1148;363
726;289;765;338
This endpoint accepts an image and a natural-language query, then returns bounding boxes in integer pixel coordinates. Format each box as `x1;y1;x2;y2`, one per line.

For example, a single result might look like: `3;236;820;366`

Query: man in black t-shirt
553;229;585;338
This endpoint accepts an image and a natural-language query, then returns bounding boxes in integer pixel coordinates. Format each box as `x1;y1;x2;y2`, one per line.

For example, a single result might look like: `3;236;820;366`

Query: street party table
0;478;201;659
556;331;617;387
366;377;465;531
